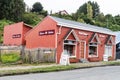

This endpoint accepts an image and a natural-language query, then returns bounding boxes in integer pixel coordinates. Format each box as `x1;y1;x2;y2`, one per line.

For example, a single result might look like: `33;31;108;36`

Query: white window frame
63;40;77;58
88;43;98;57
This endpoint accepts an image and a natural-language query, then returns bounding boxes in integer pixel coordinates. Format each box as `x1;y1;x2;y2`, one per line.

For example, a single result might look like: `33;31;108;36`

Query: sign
39;30;55;36
79;32;88;36
12;34;21;38
60;53;70;65
99;34;105;38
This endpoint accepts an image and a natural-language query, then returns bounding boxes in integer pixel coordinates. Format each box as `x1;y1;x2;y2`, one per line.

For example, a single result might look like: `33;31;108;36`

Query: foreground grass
0;61;120;76
1;52;20;63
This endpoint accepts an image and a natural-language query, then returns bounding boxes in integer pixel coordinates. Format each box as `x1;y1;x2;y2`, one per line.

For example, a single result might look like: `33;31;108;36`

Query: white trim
57;26;62;34
63;42;77;58
56;26;62;63
91;33;101;44
88;43;98;58
107;36;114;45
64;29;79;41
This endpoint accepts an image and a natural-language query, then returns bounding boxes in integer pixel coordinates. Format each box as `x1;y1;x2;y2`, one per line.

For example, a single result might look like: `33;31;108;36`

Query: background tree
22;12;42;26
89;1;100;18
87;3;93;19
31;2;43;13
0;0;25;22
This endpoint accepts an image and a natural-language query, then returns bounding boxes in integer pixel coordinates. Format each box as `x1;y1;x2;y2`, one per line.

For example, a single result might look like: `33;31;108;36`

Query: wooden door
80;41;86;58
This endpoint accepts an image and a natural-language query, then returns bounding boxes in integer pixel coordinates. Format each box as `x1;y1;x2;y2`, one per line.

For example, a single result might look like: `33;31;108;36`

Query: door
80;41;86;59
105;45;112;56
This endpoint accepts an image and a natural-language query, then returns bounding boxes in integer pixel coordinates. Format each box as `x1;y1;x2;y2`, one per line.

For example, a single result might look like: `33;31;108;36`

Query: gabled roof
89;33;100;43
49;16;114;35
105;35;114;45
63;29;79;41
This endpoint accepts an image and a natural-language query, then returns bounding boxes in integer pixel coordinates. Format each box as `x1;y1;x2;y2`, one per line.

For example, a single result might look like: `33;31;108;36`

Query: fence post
28;50;31;63
0;48;1;63
37;48;40;63
20;46;25;63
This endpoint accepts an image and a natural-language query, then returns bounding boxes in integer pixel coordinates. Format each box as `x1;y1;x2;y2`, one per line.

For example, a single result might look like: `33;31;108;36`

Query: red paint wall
56;26;115;63
24;16;115;63
25;16;57;49
3;22;32;46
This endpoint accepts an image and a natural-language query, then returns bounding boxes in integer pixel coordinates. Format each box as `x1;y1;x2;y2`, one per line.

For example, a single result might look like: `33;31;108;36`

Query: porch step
80;58;89;63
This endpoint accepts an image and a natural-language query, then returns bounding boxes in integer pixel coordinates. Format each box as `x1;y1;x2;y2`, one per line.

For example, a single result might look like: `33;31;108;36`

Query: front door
80;41;86;59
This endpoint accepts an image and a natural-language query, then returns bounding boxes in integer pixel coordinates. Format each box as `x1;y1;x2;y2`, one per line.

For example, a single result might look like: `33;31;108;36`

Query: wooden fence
23;48;56;63
0;46;56;64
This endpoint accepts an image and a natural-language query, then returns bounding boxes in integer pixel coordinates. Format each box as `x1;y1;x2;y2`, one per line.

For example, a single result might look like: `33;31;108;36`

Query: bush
1;52;21;63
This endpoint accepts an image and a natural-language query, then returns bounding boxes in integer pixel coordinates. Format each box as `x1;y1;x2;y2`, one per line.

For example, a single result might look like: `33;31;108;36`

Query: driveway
0;66;120;80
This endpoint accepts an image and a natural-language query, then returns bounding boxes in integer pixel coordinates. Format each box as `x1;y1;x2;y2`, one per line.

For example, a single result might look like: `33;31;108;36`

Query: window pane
89;45;97;56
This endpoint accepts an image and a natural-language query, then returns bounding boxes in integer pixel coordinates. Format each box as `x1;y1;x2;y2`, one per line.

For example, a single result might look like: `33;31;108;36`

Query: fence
23;48;56;63
0;46;56;64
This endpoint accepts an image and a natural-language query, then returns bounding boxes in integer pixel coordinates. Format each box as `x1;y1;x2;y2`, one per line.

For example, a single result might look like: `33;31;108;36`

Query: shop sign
39;30;55;36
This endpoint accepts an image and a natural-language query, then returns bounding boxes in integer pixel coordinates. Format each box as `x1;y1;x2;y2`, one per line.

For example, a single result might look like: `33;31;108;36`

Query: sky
24;0;120;16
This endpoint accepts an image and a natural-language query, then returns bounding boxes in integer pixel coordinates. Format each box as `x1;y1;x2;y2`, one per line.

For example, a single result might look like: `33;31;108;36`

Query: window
64;45;75;56
89;43;98;57
64;40;76;57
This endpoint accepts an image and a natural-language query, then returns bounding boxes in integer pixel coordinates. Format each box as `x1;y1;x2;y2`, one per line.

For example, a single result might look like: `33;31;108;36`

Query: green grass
0;61;120;76
1;52;20;63
0;65;76;76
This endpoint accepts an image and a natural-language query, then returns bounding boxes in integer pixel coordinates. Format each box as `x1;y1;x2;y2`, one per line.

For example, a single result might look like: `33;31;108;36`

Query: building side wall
3;22;23;45
25;17;57;49
22;25;32;45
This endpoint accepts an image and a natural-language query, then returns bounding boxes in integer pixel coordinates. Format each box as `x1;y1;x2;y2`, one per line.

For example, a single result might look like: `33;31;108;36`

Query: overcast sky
24;0;120;16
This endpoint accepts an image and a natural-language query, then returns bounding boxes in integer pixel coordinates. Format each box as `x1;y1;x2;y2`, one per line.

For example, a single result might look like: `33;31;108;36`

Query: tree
87;3;93;19
22;12;42;26
0;0;25;22
90;1;100;18
31;2;43;13
76;1;100;18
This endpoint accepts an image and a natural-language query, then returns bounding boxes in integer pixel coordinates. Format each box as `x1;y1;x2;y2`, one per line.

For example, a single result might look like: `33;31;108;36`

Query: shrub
1;52;21;63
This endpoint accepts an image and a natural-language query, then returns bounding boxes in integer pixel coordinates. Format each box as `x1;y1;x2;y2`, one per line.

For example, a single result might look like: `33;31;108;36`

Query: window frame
88;43;98;57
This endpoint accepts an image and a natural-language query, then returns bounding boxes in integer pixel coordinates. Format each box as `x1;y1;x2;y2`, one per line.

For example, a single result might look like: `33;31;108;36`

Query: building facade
4;22;32;46
25;16;116;63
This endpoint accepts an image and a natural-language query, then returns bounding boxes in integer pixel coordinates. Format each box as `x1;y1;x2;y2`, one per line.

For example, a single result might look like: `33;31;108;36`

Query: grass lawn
1;52;21;64
0;61;120;76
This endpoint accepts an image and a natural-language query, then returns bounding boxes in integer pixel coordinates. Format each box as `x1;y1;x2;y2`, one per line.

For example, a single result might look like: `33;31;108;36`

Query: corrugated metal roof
49;16;114;35
114;31;120;44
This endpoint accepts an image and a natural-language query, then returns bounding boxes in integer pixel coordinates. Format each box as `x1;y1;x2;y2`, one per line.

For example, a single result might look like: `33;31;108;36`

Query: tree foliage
22;12;43;26
31;2;43;13
0;0;25;22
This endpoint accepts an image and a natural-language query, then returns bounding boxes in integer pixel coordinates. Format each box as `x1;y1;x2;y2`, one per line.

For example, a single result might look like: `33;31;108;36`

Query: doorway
80;41;86;59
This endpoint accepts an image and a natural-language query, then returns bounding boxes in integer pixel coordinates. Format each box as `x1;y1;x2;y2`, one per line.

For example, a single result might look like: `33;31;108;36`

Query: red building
25;16;116;63
4;22;32;46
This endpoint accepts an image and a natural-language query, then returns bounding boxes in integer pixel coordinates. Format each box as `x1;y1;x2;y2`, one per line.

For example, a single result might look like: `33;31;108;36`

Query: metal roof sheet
49;16;114;35
114;31;120;44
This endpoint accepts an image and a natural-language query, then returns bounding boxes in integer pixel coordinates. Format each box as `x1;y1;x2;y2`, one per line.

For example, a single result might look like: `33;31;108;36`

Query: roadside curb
0;62;120;77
